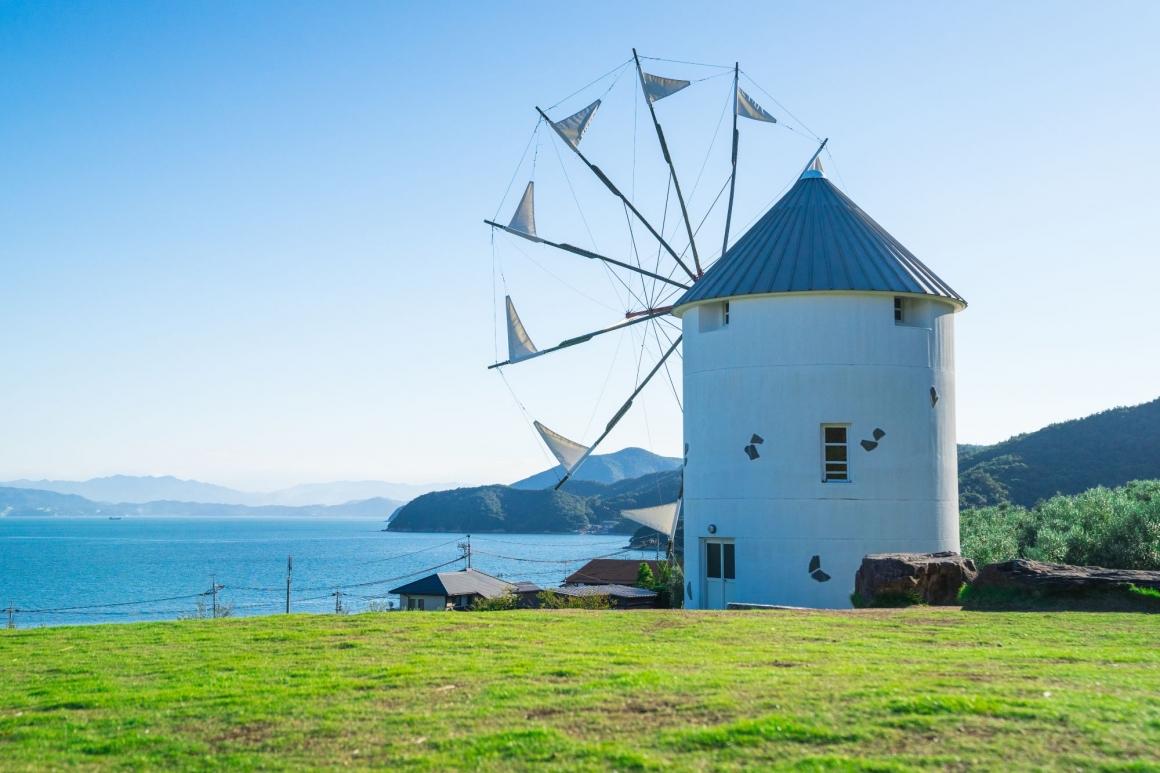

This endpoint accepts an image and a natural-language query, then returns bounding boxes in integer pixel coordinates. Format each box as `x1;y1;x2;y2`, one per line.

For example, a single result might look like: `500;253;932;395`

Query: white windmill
487;52;965;609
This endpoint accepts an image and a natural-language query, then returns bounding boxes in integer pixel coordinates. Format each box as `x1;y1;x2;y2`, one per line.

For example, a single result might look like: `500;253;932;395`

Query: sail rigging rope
739;71;822;141
685;79;734;208
581;328;627;442
824;145;851;195
638;55;733;70
492;119;543;221
495;365;561;479
497;232;621;313
547;59;633;110
548;128;649;313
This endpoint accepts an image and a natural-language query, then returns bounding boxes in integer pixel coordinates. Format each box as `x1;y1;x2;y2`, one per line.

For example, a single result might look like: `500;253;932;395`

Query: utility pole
332;591;344;614
210;575;224;619
458;534;472;569
5;604;14;630
286;555;292;614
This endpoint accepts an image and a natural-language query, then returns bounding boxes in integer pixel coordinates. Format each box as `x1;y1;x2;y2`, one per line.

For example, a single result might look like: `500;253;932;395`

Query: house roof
554;584;657;599
390;568;512;599
564;559;666;586
673;173;964;312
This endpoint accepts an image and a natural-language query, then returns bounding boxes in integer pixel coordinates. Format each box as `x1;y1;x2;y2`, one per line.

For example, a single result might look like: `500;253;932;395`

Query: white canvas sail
505;296;538;362
507;181;540;241
620;500;681;539
533;421;589;471
640;72;690;104
550;100;601;148
736;87;777;123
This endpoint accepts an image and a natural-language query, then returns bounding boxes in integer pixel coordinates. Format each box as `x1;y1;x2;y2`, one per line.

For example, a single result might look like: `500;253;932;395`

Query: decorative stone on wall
808;554;831;582
860;428;885;451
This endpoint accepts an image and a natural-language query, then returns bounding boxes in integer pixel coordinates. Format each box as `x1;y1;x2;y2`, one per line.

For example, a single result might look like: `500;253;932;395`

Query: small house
564;558;666;587
553;584;657;610
390;568;512;611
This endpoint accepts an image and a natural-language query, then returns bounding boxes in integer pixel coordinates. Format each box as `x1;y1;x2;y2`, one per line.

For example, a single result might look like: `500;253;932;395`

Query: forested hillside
387;470;681;533
393;397;1160;535
958;397;1160;508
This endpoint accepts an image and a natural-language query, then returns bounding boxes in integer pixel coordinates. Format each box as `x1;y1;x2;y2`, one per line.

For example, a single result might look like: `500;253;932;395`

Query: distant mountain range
0;475;455;507
958;396;1160;508
0;486;402;519
9;398;1157;526
510;447;682;489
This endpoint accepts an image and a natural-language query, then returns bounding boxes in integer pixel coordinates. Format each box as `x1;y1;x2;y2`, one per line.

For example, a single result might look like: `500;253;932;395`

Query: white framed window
822;424;849;482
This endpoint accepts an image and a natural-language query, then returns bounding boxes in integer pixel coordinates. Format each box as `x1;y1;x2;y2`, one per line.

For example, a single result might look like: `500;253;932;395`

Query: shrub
471;591;519;612
636;563;657;589
666;561;685;609
959;480;1160;571
177;598;233;620
536;590;611;610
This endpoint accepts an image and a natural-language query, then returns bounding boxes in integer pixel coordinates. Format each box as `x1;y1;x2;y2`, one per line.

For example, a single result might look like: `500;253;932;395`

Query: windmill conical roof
674;176;964;311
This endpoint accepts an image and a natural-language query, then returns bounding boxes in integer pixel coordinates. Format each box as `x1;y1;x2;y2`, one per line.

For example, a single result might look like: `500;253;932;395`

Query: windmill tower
671;155;966;609
486;53;965;609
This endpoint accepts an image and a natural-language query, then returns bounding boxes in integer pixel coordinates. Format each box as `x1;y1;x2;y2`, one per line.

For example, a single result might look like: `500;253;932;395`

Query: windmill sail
736;87;777;123
505;296;538;362
640;72;690;104
621;500;681;540
534;421;589;471
506;181;540;242
549;100;600;148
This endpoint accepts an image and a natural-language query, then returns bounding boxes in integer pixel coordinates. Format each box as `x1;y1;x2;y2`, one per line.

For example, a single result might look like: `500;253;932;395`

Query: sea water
0;517;654;627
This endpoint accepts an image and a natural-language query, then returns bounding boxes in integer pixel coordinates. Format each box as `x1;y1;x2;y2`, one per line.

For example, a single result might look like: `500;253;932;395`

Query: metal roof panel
675;177;964;309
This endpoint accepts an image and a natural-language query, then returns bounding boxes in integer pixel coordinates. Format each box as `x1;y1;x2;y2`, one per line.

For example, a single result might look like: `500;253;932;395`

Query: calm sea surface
0;517;654;627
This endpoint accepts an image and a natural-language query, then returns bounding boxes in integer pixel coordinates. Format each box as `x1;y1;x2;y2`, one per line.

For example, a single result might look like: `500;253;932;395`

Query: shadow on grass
960;584;1160;613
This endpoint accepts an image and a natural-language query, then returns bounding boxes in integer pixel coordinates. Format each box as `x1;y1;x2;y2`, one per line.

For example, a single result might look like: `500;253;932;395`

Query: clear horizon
3;2;1158;490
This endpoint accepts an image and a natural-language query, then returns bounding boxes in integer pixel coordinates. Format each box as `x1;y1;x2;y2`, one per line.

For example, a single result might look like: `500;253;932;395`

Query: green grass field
2;609;1158;771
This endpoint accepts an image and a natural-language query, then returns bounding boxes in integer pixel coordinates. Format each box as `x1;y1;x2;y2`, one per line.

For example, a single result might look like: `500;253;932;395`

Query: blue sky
1;2;1157;489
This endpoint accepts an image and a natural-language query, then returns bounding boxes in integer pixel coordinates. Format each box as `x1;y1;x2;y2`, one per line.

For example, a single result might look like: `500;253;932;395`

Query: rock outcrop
854;552;977;606
970;559;1160;594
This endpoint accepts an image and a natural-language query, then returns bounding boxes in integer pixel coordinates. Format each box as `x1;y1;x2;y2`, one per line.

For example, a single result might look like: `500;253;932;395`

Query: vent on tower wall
894;297;932;329
698;301;729;333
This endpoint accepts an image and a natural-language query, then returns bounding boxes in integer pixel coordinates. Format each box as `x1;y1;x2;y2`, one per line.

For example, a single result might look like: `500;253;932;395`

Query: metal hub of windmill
486;50;829;546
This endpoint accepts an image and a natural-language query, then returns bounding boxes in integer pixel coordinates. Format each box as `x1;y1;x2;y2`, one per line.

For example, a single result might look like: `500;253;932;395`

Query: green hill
388;470;682;534
387;485;620;533
958;396;1160;508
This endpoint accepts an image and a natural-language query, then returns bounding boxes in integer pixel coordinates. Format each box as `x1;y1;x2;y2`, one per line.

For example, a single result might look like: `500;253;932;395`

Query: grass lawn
1;609;1158;771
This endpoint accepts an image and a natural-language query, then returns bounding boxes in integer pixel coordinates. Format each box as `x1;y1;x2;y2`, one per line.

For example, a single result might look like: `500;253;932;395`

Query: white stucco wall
676;291;960;609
